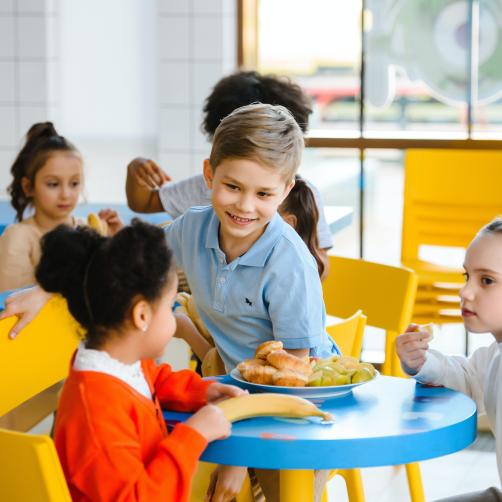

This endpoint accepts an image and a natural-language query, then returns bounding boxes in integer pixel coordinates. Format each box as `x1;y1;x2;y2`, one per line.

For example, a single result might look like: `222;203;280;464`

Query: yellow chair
0;295;79;501
402;149;502;325
326;309;366;359
322;256;424;502
322;310;367;502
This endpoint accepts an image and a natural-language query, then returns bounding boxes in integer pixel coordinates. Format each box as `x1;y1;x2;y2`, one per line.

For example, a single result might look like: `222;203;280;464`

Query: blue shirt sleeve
163;215;185;268
265;248;328;351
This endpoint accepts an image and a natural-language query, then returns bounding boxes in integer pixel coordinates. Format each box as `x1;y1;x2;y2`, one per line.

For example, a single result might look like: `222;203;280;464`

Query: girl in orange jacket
35;220;245;502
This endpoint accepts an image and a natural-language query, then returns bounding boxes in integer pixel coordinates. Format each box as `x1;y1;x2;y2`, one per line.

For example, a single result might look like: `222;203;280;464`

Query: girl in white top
0;122;122;291
396;217;502;502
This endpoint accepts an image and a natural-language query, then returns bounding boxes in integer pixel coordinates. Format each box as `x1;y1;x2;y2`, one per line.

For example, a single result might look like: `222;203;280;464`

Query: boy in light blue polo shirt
164;103;338;371
164;103;337;502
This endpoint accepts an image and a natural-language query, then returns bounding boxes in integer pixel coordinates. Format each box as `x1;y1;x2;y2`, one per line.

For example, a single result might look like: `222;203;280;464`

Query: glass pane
364;0;468;134
257;0;362;132
299;148;360;258
472;0;502;136
362;149;403;265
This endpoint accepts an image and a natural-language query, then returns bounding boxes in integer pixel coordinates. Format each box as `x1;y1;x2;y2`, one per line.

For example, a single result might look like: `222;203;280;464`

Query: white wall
58;0;158;203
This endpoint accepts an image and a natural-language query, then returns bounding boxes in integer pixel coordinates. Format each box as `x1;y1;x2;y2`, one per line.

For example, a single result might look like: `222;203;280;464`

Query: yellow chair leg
321;469;365;502
406;462;425;502
280;470;314;502
339;469;365;502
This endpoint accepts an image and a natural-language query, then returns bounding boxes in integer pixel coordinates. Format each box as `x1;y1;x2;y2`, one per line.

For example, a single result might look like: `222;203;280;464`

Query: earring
141;325;148;332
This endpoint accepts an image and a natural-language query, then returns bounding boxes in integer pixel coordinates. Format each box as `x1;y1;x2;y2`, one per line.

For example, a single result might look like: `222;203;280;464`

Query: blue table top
163;375;477;470
0;200;169;237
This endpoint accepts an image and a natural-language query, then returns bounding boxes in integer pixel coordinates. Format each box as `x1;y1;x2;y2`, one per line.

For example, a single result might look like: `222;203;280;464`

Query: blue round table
164;375;477;501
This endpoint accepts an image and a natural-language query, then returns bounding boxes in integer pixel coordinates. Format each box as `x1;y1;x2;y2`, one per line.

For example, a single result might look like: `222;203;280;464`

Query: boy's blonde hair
480;217;502;235
209;103;304;181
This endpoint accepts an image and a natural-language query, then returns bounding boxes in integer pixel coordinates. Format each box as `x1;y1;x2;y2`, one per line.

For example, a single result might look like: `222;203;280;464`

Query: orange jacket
54;357;213;502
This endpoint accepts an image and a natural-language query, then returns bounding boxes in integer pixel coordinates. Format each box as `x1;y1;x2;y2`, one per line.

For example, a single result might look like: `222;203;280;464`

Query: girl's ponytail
8;122;79;221
280;175;325;278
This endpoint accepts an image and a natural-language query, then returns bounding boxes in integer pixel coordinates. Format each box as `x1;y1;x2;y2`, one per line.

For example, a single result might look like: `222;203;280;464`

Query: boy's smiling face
203;157;294;258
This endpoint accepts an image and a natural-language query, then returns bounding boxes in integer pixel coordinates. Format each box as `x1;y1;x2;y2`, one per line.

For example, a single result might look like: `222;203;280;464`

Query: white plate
229;368;377;399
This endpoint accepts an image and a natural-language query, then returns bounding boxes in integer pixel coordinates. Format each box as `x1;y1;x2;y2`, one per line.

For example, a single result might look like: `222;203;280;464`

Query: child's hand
0;286;52;339
128;157;171;190
184;404;231;443
205;465;248;502
395;324;433;374
206;382;248;404
98;209;124;236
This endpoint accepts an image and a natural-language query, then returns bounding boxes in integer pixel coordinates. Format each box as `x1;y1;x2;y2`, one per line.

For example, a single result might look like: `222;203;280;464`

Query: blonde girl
396;217;502;502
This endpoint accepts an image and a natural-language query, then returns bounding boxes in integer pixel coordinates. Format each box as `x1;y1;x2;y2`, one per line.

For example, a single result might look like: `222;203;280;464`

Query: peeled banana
87;212;108;236
216;393;332;422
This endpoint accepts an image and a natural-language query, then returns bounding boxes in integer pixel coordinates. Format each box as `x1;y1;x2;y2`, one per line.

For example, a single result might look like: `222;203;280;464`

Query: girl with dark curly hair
35;220;243;502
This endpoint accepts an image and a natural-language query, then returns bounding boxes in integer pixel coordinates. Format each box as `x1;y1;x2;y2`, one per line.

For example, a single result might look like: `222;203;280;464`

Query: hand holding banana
396;323;434;374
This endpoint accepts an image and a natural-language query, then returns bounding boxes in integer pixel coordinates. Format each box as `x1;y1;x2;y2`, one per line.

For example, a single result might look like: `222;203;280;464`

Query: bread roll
272;369;308;387
266;350;313;377
255;340;283;360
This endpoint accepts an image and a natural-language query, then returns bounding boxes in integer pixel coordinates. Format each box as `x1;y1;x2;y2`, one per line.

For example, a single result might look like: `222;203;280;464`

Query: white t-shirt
412;342;502;485
158;174;333;249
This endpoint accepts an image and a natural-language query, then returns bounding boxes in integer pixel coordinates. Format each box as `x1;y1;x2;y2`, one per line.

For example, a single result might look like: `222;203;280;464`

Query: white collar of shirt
73;343;152;399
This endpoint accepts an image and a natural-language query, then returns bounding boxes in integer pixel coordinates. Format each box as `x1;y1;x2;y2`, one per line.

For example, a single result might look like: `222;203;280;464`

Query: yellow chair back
0;294;78;501
0;295;80;417
322;256;417;376
0;429;71;501
326;310;366;358
402;149;502;262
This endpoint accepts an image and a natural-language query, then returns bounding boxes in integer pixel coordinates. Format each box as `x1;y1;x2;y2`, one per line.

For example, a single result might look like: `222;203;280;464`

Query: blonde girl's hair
209;103;304;181
480;217;502;235
8;122;80;221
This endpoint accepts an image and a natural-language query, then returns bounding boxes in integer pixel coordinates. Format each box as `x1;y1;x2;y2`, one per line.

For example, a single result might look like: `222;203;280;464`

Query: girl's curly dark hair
202;71;312;139
35;219;175;348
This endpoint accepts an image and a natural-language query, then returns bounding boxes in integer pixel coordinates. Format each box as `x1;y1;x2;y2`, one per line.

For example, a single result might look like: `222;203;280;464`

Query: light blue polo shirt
164;206;339;370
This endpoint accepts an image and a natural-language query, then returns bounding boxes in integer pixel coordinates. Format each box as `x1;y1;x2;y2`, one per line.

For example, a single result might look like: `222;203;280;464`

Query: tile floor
326;431;498;501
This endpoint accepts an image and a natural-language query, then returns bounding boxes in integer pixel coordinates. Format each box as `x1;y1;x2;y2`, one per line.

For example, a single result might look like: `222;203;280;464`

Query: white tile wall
17;16;47;58
191;60;225;106
0;150;16;198
0;106;17;147
18;105;50;137
157;1;237;182
158;0;190;16
0;3;59;170
16;0;47;14
18;61;47;103
159;106;192;151
159;61;191;105
0;62;16;102
159;16;190;60
0;0;15;14
158;151;194;179
191;105;209;151
192;0;235;16
0;16;15;58
192;16;224;60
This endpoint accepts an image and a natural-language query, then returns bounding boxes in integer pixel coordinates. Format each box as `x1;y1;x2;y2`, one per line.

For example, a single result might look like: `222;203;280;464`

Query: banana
87;212;108;236
216;393;332;422
421;323;434;340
